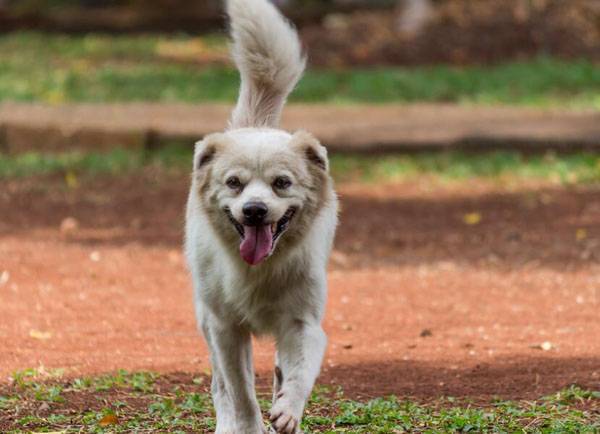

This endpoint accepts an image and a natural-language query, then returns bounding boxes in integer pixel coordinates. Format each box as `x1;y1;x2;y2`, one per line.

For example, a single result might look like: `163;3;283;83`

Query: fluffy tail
227;0;306;129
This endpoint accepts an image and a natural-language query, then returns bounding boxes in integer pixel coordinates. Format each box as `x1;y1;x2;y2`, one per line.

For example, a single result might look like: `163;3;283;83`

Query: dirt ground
1;171;599;400
302;0;600;66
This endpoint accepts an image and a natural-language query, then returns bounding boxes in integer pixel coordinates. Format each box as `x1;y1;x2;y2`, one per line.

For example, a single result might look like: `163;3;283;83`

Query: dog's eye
226;176;242;190
273;176;292;190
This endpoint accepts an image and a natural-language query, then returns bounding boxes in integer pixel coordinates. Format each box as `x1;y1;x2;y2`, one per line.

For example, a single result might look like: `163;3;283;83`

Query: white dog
184;0;338;432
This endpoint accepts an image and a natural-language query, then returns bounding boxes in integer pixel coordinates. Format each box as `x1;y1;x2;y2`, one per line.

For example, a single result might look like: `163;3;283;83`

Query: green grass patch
2;147;600;185
0;370;598;433
329;151;600;184
0;32;599;107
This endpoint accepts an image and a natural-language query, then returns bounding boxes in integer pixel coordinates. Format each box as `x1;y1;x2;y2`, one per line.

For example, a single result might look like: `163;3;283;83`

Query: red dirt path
1;172;599;399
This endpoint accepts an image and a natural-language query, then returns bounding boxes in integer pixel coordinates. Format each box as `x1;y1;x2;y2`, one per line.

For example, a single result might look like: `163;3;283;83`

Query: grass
2;146;600;185
0;368;598;433
0;32;599;107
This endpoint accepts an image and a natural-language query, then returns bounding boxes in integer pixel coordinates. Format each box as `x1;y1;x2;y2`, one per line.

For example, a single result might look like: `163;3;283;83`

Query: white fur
184;1;337;433
227;0;306;129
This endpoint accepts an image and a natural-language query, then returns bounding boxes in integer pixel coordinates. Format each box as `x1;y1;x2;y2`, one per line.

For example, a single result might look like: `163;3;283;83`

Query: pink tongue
240;225;273;265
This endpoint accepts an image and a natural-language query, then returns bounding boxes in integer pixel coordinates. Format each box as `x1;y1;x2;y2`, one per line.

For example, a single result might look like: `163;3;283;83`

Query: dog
184;0;338;432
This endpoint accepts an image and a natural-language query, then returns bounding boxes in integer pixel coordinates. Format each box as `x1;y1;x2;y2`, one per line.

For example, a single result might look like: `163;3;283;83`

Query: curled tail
227;0;306;129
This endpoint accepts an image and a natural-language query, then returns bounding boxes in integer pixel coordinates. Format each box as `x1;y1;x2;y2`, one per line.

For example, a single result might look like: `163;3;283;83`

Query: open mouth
224;207;297;266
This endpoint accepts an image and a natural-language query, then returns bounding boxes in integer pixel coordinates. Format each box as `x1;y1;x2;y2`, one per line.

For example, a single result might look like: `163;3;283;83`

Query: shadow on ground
314;356;600;400
2;173;599;270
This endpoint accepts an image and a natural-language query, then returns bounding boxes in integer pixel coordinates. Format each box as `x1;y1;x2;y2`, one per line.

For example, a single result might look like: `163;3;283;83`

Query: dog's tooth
271;223;277;233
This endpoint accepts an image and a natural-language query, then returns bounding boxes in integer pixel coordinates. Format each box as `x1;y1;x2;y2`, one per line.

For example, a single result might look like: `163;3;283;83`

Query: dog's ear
193;133;227;172
291;131;329;172
194;141;216;171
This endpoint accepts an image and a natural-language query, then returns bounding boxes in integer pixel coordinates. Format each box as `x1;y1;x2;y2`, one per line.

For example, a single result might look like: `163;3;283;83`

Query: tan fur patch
194;133;232;197
275;131;334;252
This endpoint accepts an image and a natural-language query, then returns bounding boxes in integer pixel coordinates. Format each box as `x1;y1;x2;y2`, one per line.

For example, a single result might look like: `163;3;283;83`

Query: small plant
0;371;598;433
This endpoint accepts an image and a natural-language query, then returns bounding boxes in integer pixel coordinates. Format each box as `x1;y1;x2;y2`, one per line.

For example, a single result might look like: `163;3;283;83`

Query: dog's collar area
224;206;297;243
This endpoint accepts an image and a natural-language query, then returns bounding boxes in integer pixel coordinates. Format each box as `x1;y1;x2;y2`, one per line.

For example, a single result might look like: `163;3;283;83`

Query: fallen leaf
64;171;79;189
90;251;101;262
60;217;79;234
168;250;182;264
37;402;50;413
539;193;553;204
99;413;119;427
330;250;350;267
420;329;433;338
0;270;9;287
45;89;66;105
463;212;482;225
576;228;587;241
530;341;553;351
29;330;52;340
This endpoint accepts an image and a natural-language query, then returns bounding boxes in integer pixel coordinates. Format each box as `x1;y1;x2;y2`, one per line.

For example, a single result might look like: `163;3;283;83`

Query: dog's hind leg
269;319;326;434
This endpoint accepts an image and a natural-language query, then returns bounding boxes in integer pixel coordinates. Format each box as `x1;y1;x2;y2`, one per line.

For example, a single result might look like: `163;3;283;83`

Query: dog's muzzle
224;206;297;265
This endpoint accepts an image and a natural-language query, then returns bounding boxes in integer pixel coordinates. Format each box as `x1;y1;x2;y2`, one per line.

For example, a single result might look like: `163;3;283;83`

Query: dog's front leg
206;320;266;434
269;319;327;434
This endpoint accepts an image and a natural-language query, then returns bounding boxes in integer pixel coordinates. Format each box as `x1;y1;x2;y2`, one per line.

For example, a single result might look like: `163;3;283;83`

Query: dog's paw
269;390;303;434
269;410;298;434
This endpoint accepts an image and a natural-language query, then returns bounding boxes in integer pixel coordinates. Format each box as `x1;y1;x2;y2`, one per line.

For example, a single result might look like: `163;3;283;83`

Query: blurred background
0;0;598;106
1;3;600;432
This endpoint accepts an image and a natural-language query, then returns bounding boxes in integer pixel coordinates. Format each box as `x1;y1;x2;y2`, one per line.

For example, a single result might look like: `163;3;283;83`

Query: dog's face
193;128;331;266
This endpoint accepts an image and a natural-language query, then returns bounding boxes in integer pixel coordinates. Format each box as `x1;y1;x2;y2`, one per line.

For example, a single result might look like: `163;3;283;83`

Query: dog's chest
226;279;288;333
222;263;308;334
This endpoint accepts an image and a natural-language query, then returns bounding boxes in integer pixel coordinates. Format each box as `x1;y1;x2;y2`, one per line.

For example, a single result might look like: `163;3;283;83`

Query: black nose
242;202;268;225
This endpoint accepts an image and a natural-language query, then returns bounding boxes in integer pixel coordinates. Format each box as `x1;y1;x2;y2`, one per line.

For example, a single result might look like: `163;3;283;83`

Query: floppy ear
291;130;329;172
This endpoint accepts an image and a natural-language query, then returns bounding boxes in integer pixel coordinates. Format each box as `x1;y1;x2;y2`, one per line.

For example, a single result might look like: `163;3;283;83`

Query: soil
1;171;599;400
302;0;600;66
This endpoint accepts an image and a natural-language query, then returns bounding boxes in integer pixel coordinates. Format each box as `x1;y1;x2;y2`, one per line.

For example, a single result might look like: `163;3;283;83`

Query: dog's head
193;128;331;266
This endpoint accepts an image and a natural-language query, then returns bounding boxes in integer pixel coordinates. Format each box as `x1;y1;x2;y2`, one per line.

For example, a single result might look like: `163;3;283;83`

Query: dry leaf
531;341;553;351
64;171;79;189
37;402;50;413
45;90;66;105
0;270;9;287
576;228;587;241
463;212;482;225
29;330;52;340
60;217;79;234
99;414;119;427
420;329;433;338
90;251;101;262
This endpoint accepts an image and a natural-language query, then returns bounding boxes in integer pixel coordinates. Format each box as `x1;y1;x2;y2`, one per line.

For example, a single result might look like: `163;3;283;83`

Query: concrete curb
1;102;599;154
